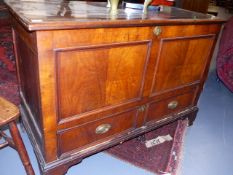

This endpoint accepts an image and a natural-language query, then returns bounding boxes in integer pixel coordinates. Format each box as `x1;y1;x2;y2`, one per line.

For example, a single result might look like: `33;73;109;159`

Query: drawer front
146;91;195;123
58;108;138;155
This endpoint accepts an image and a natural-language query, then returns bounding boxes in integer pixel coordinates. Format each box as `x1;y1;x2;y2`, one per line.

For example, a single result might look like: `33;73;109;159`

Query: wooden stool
0;97;35;175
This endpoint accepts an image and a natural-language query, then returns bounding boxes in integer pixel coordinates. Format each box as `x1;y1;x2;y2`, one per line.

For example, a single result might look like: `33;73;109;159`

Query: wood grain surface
8;1;225;174
0;97;19;126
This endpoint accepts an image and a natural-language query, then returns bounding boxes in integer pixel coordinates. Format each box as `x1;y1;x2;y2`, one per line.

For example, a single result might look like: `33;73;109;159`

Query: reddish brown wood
56;41;150;120
181;0;210;13
12;26;44;155
6;1;225;174
0;97;35;175
151;35;215;94
186;108;198;126
43;159;82;175
58;108;138;155
0;97;19;126
146;91;195;123
143;24;222;97
0;131;15;149
4;1;224;31
9;121;35;175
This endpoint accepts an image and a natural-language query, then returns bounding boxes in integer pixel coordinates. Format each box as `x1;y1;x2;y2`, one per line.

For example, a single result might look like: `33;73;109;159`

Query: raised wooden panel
151;35;215;94
56;41;150;121
15;32;42;134
13;30;43;154
146;91;195;123
58;108;138;155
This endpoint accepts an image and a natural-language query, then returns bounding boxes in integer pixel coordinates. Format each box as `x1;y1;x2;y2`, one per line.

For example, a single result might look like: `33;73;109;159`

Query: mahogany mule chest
5;1;225;174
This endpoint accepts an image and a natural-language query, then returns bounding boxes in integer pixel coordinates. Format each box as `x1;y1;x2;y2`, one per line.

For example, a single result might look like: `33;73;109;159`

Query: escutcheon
153;26;162;36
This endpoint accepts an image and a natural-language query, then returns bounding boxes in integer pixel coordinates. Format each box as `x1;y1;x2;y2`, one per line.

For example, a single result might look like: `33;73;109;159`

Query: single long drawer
57;108;138;155
146;91;195;123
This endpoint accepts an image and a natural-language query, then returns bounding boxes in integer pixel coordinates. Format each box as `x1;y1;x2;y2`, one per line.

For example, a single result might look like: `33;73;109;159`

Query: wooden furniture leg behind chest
5;0;225;174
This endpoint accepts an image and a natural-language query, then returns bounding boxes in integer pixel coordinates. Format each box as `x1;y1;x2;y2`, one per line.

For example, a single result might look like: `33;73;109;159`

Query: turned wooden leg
9;121;35;175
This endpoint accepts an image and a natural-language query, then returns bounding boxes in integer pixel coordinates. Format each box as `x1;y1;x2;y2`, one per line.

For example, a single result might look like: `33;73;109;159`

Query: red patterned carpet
0;26;19;105
217;16;233;92
0;68;19;105
0;26;15;71
0;26;187;175
107;119;188;175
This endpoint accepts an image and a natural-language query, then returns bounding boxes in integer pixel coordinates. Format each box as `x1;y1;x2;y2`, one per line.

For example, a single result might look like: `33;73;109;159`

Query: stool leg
9;121;35;175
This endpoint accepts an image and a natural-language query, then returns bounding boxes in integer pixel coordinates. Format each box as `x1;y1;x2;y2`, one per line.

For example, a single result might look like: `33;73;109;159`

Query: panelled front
39;25;220;158
149;25;218;96
143;24;219;124
53;27;152;156
9;1;224;173
56;42;150;121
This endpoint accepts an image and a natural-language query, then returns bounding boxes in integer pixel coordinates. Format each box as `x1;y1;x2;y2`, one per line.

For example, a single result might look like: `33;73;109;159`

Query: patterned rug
0;25;187;175
0;68;19;105
217;17;233;92
0;26;15;71
107;119;188;175
0;26;19;105
0;5;10;26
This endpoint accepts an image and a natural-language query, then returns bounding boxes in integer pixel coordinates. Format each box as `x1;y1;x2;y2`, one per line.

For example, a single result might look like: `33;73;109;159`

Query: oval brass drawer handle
95;124;111;134
167;100;179;109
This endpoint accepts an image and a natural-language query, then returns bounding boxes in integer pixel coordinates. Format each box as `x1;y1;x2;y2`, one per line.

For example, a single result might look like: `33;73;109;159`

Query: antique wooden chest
5;0;224;174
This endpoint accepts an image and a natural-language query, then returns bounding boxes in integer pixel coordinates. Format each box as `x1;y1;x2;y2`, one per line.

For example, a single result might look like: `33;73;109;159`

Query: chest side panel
12;23;44;152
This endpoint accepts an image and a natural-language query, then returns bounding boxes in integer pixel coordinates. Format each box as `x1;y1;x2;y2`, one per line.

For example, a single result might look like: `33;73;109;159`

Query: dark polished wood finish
5;0;223;31
0;97;35;175
5;0;225;174
181;0;210;13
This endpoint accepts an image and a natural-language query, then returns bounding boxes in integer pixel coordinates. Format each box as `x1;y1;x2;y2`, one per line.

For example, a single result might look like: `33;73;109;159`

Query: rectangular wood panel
58;108;138;155
15;32;42;134
146;91;195;123
56;42;150;120
151;35;215;94
14;30;44;154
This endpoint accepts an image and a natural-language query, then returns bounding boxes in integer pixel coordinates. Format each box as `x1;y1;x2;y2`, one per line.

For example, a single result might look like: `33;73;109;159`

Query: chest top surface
5;0;224;31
